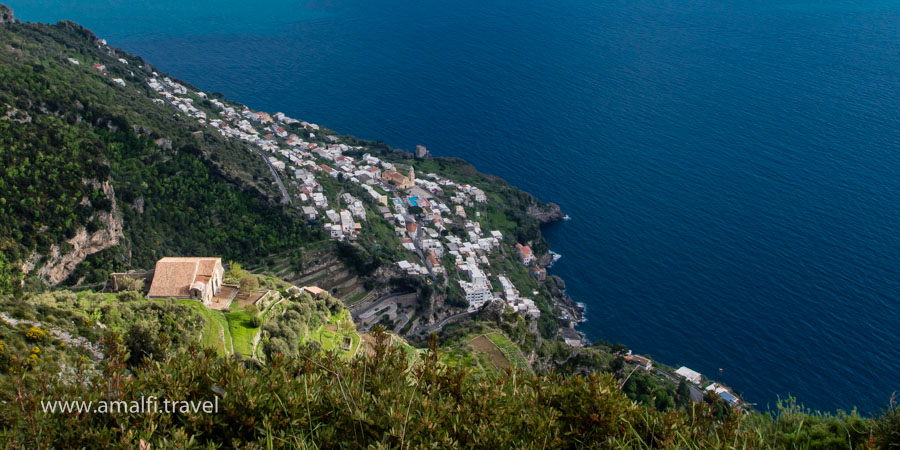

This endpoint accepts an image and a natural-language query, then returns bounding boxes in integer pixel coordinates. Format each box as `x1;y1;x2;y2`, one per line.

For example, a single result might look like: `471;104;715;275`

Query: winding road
256;148;291;205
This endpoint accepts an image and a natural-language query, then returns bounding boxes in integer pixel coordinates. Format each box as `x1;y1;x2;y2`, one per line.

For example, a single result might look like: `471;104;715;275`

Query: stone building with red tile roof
147;257;225;306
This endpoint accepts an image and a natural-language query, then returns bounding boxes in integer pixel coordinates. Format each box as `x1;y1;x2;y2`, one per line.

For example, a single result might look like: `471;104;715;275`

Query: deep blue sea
12;0;900;414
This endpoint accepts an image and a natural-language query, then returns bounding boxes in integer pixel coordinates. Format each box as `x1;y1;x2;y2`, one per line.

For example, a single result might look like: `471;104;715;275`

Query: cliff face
0;5;13;25
527;202;565;223
27;180;124;285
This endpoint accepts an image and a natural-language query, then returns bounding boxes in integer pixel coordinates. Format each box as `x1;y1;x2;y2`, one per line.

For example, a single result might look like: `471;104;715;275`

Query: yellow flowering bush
24;327;47;342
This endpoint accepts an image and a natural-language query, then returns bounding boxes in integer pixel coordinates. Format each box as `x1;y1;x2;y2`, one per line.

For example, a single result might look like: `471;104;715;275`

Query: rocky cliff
26;180;124;285
0;5;14;25
527;202;565;223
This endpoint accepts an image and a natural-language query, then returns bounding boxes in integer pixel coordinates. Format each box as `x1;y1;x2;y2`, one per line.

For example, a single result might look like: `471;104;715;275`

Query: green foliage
335;241;381;276
0;22;322;285
261;292;345;360
0;328;891;448
124;322;163;365
874;400;900;449
239;274;259;291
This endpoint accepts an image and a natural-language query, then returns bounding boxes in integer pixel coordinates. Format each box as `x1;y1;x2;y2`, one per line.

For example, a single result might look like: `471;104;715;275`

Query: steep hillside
1;9;898;448
0;19;318;290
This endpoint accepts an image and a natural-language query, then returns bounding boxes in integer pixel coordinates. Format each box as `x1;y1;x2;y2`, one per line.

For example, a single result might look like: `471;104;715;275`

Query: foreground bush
0;330;895;448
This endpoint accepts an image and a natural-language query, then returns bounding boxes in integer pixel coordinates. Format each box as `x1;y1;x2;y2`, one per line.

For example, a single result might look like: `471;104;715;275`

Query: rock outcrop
527;202;565;223
0;4;14;25
32;180;124;285
415;144;432;159
548;275;584;323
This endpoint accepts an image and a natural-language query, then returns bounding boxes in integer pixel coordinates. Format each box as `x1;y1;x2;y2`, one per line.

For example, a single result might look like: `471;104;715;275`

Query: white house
675;367;703;385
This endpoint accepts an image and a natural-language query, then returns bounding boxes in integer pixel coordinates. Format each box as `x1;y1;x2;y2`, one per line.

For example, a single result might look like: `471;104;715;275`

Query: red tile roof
147;257;221;298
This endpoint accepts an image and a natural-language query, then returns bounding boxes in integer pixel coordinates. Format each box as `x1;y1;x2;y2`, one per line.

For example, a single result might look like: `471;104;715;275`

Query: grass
344;290;368;305
211;312;232;354
358;209;402;256
200;314;226;355
486;332;532;373
440;346;495;377
178;301;228;356
305;309;360;358
224;310;260;357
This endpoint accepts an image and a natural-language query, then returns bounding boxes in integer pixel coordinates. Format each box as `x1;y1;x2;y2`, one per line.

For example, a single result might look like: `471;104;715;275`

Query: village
142;73;546;322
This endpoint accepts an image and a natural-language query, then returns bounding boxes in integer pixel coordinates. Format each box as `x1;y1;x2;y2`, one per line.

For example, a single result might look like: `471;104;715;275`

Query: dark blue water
13;0;900;414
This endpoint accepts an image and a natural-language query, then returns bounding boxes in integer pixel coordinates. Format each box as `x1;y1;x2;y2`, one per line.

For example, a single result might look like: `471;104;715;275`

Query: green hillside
0;19;321;290
0;8;898;449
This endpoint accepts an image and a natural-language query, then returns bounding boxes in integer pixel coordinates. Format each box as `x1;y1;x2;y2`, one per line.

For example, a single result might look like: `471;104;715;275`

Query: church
146;257;225;306
381;166;415;190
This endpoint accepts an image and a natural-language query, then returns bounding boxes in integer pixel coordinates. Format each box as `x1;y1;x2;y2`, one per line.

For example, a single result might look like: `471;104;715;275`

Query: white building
675;367;703;385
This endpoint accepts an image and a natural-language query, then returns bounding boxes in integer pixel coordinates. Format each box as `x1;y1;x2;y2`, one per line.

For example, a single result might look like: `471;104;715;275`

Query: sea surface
12;0;900;414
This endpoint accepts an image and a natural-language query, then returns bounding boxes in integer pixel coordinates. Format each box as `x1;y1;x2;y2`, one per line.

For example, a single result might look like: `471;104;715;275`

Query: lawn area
179;301;228;356
486;332;532;373
224;310;260;357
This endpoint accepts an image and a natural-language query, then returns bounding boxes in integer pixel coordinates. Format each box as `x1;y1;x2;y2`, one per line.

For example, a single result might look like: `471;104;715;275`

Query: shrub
875;400;900;449
116;290;143;302
124;322;162;365
24;327;47;342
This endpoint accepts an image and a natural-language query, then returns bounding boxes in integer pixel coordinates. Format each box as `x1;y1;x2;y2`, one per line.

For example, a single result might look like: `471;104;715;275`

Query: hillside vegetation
0;19;320;290
0;8;899;449
0;321;897;448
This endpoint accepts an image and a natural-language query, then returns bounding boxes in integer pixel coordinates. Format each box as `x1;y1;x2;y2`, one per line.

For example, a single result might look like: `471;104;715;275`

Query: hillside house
147;257;225;306
516;243;535;265
675;366;703;385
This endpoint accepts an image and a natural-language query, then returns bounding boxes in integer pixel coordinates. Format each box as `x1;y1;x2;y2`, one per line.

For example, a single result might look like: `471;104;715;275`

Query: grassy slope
224;310;258;356
486;332;531;373
306;309;360;356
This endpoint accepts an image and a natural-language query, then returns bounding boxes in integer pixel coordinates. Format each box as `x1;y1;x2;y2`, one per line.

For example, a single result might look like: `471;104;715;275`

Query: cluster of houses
675;366;741;407
142;74;544;320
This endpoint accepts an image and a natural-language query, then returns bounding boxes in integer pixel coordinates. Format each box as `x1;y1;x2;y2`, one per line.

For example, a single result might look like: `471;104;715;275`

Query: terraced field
469;335;510;370
486;332;532;373
180;301;232;355
182;300;268;357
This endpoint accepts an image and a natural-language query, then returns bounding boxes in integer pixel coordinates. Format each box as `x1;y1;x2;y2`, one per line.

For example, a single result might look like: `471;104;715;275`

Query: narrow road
256;148;291;205
349;291;413;315
417;311;473;336
653;367;704;402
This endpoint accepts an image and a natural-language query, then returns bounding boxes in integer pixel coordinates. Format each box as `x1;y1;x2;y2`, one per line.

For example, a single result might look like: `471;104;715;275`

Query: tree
125;322;162;365
609;356;625;375
119;276;144;292
240;275;259;291
263;337;292;359
610;343;628;355
676;380;692;409
226;261;249;282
